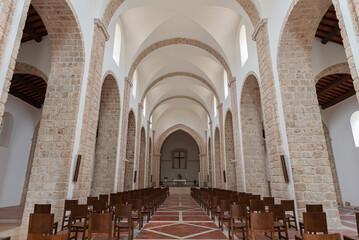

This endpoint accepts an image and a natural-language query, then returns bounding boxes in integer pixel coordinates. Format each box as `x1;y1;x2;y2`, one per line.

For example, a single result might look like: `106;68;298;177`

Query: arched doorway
92;75;121;195
214;127;222;189
124;111;136;191
138;127;146;189
240;75;269;196
159;130;200;186
224;110;237;191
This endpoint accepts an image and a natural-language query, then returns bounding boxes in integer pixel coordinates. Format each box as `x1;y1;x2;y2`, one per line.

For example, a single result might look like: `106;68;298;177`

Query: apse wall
160;130;200;184
0;95;41;207
321;95;359;206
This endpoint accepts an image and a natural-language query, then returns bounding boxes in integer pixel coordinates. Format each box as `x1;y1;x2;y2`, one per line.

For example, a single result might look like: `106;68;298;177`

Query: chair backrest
87;196;98;206
268;204;285;220
251;212;275;239
250;200;265;212
70;204;88;219
230;204;247;220
356;212;359;236
34;204;51;214
88;213;112;239
281;200;295;212
220;199;230;213
251;195;261;201
306;204;323;212
302;233;341;240
28;213;54;235
237;197;250;206
64;200;78;211
27;235;67;240
303;212;328;234
131;199;142;211
0;237;10;240
263;197;275;207
115;204;132;220
93;199;107;213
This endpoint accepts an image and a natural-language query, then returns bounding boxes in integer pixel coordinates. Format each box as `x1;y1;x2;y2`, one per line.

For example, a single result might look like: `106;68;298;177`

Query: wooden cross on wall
174;151;185;169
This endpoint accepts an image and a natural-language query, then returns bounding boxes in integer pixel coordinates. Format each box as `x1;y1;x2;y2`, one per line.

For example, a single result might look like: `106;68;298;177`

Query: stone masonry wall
124;111;136;191
138;127;146;189
224;111;237;191
214;127;222;188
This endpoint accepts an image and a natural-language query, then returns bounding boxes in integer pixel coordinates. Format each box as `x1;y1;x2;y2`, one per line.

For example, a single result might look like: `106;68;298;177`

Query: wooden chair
269;204;289;240
344;212;359;240
28;235;67;240
251;195;261;201
295;233;341;240
250;200;265;213
219;199;230;231
299;204;324;235
302;212;328;235
67;204;88;240
0;237;10;240
34;204;59;234
87;197;98;211
99;194;109;209
88;213;112;240
211;196;221;222
281;200;298;230
229;204;248;240
250;212;275;240
264;197;275;207
131;199;143;230
61;200;78;230
93;199;107;213
114;204;134;240
28;213;55;238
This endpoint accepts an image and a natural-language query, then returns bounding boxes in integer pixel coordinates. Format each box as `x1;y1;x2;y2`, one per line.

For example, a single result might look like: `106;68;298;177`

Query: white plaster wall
312;38;347;78
16;36;51;76
160;130;200;183
321;95;359;206
0;95;41;207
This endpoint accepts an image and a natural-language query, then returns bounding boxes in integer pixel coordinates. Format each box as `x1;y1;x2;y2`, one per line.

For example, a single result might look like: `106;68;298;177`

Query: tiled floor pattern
136;194;227;239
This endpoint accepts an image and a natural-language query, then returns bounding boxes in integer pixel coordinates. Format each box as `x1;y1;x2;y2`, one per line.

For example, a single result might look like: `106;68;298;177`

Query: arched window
239;25;248;67
223;70;228;99
350;111;359;147
113;23;122;66
0;112;14;147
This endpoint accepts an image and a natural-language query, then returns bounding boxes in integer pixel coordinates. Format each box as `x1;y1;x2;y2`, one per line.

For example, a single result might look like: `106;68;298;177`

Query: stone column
117;78;132;192
228;78;245;191
134;103;143;189
199;153;207;187
217;103;226;189
153;153;161;187
145;120;151;188
209;121;214;187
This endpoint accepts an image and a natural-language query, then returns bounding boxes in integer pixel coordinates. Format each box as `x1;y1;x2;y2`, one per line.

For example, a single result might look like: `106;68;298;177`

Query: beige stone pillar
117;78;132;192
145;120;151;188
217;103;226;189
153;153;161;187
228;78;245;191
134;103;143;189
199;153;207;187
209;121;214;187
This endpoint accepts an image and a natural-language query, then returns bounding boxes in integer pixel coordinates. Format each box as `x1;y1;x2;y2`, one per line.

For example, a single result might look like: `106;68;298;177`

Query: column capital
138;103;143;110
252;18;268;41
125;77;133;87
94;19;110;41
217;103;223;110
147;120;152;125
228;77;236;88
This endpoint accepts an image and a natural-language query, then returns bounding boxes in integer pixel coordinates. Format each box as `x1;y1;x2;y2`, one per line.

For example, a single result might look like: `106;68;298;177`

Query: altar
173;179;186;186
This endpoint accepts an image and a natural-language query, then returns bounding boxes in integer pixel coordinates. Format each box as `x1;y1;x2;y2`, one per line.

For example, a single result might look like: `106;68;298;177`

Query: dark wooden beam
24;22;42;42
322;26;340;44
12;75;46;98
317;75;351;96
9;89;41;108
322;89;356;109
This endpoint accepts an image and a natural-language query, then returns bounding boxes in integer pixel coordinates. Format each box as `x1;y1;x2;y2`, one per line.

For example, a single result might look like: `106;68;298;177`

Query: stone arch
277;0;342;227
150;96;211;120
103;0;261;33
91;74;121;195
138;127;146;189
208;137;213;188
141;72;220;104
148;137;152;187
214;127;222;189
14;62;48;83
314;62;351;83
224;110;237;191
322;121;343;206
11;0;86;229
240;74;269;196
124;110;136;191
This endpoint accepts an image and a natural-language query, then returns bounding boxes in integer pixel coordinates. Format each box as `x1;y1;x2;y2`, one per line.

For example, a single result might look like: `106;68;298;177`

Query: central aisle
136;194;227;239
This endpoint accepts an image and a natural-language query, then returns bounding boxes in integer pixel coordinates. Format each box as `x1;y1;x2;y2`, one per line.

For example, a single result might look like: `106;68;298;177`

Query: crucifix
174;151;185;169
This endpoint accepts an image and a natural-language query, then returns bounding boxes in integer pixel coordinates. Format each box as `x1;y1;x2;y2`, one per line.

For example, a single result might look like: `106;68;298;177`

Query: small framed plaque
223;170;227;183
280;155;289;183
73;155;82;182
134;171;137;183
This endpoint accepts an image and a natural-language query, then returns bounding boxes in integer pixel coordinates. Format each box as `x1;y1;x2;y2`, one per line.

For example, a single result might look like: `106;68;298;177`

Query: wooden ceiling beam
322;89;356;109
9;89;41;108
24;22;42;42
12;75;46;98
317;74;350;96
322;26;340;44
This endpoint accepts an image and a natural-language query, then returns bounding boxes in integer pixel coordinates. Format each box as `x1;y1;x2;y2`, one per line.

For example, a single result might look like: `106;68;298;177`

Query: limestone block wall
138;128;146;189
214;127;222;188
224;111;237;191
124;111;136;191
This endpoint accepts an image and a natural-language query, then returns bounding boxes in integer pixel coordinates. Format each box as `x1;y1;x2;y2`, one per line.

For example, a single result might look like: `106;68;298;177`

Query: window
171;149;187;169
0;112;14;147
132;70;137;98
239;25;248;67
113;23;122;66
214;97;217;117
350;111;359;147
224;70;228;99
